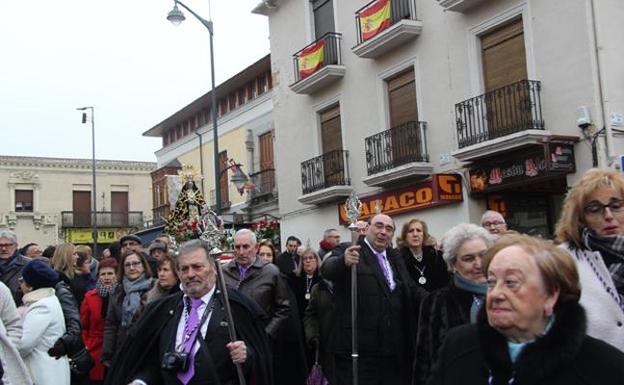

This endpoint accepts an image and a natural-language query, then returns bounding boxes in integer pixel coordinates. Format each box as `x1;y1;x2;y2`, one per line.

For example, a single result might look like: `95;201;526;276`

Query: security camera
576;106;592;129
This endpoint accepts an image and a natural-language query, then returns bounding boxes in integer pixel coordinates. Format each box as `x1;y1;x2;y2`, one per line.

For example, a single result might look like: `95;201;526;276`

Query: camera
161;352;189;372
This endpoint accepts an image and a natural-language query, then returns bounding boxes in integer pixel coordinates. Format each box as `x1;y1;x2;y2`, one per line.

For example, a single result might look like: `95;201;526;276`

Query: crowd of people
0;167;622;385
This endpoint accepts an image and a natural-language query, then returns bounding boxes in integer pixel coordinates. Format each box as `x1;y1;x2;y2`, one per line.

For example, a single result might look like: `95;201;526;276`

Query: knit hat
119;234;143;246
148;241;167;255
21;260;59;290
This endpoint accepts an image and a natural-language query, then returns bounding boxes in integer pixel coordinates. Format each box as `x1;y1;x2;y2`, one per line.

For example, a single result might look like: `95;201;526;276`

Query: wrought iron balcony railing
249;168;276;200
355;0;417;44
455;79;544;149
365;121;428;175
61;211;143;228
292;32;343;83
301;150;350;195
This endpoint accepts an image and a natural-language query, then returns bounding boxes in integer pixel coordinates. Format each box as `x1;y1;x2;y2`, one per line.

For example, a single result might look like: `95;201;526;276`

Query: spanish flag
298;40;325;79
359;0;392;41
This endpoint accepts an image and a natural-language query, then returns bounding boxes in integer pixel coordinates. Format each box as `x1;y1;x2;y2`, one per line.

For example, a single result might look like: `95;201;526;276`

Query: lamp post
77;106;98;257
167;0;221;214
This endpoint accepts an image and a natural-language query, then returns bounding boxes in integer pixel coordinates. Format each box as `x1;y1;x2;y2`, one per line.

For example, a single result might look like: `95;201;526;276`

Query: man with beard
104;239;272;385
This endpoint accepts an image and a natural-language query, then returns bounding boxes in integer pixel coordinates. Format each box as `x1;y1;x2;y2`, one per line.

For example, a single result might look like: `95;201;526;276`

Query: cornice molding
0;156;157;173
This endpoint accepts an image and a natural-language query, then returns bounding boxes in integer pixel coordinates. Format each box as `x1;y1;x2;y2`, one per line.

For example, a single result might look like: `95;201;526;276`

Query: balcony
352;0;422;59
61;211;143;228
452;80;548;162
363;121;432;186
435;0;487;13
249;168;277;203
290;33;345;95
298;150;352;205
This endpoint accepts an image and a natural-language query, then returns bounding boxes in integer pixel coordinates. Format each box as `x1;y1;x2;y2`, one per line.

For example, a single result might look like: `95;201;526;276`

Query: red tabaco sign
338;174;463;224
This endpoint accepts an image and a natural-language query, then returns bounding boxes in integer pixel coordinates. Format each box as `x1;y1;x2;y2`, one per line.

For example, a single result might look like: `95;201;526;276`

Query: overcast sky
0;0;270;162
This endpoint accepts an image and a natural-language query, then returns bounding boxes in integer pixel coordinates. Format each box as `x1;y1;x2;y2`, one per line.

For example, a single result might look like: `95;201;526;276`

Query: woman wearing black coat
397;219;449;293
428;234;624;385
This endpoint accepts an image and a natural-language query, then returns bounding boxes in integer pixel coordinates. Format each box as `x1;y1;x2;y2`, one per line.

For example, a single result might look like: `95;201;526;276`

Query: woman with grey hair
412;223;495;385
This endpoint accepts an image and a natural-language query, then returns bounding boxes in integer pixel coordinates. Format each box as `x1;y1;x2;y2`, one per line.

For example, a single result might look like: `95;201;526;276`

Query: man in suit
274;236;301;276
321;214;422;385
104;239;272;385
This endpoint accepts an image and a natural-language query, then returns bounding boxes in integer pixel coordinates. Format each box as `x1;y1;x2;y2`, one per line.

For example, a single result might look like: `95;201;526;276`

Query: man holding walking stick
321;213;420;385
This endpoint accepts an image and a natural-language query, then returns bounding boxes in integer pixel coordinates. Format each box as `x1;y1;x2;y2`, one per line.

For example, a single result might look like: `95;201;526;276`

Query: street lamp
77;106;98;258
166;0;221;214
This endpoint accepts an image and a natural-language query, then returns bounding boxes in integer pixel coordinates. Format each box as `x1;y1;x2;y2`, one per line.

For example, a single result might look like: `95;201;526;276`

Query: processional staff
199;207;246;385
344;193;362;385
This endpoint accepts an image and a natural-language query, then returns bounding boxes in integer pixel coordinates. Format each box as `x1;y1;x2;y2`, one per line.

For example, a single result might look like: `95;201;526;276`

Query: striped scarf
582;228;624;299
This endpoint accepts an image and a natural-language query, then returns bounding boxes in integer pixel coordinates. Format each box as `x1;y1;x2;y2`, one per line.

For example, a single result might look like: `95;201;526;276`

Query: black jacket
0;251;30;305
399;246;449;293
55;277;84;355
103;289;273;385
274;251;300;277
321;239;426;383
413;278;473;385
428;302;624;385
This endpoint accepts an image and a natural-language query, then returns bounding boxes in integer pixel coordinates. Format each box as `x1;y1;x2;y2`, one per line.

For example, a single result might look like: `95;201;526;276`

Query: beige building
143;54;279;231
255;0;624;242
0;155;156;251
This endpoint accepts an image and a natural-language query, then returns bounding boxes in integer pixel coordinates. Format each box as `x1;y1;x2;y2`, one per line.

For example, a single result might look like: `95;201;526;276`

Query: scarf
319;240;336;252
97;281;117;318
582;227;624;298
121;274;152;327
454;273;488;323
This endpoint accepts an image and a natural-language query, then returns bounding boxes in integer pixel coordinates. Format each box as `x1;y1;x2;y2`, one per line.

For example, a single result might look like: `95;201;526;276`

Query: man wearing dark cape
104;240;273;385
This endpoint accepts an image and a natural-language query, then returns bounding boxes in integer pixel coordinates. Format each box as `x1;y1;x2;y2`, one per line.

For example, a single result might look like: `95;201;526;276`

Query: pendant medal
305;293;311;300
418;276;427;285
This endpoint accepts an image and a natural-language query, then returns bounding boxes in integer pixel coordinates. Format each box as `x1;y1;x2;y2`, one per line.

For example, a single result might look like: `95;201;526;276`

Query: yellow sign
65;228;132;244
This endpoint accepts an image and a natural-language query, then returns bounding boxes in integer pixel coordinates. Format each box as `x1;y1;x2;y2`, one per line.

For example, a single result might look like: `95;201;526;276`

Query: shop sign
338;174;463;224
469;143;576;194
65;228;132;244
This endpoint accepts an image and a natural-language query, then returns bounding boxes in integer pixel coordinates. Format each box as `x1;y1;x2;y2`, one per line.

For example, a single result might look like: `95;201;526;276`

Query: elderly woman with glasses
555;168;624;352
101;251;153;367
413;223;495;384
428;234;624;385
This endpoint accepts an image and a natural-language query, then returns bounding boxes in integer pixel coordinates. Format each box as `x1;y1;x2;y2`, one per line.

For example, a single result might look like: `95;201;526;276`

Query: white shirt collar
364;238;385;258
183;285;216;306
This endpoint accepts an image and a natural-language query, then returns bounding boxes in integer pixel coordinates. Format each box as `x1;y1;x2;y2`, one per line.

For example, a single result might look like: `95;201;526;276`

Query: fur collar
477;301;587;385
22;287;56;306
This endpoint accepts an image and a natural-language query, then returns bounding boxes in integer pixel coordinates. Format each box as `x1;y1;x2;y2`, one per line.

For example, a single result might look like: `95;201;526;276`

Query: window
320;104;343;154
257;74;267;95
15;190;33;212
218;151;229;208
480;18;527;92
387;68;418;128
312;0;335;40
73;191;91;227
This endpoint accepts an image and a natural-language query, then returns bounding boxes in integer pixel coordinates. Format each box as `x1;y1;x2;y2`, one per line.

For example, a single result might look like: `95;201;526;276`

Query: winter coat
54;278;83;356
101;282;151;364
0;252;31;306
303;279;336;385
80;289;106;381
413;279;473;385
427;301;624;385
18;288;70;385
222;257;291;340
561;243;624;352
399;246;449;293
0;281;22;346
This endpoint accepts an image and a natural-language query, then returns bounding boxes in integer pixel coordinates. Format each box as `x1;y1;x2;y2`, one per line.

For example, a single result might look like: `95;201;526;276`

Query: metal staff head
344;192;362;233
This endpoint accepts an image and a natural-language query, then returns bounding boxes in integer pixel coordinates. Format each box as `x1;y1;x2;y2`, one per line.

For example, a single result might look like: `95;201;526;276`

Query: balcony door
312;0;335;40
481;18;529;138
320;105;344;187
73;191;91;227
388;68;418;166
259;131;275;193
111;191;128;227
219;151;230;207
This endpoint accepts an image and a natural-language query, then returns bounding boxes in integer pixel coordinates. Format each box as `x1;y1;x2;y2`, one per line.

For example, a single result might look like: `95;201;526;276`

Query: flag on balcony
359;0;392;41
297;40;325;79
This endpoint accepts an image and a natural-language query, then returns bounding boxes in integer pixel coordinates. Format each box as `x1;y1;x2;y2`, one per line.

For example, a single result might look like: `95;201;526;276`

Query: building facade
256;0;624;243
0;156;156;252
143;54;279;232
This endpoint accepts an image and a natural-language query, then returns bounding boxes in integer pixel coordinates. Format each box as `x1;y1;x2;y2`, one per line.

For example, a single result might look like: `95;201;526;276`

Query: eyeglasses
583;199;624;217
482;221;505;227
0;243;15;248
124;261;142;269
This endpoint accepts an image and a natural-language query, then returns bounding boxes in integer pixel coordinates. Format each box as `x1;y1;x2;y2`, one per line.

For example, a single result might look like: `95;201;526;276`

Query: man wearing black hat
119;234;144;255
